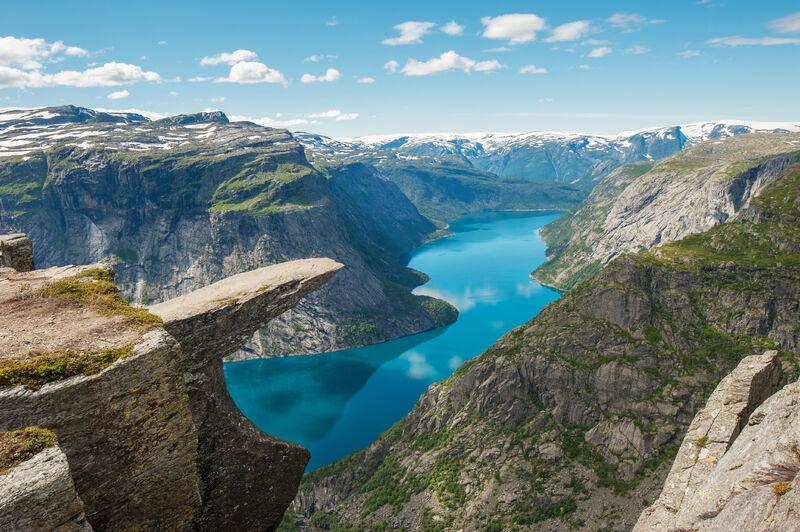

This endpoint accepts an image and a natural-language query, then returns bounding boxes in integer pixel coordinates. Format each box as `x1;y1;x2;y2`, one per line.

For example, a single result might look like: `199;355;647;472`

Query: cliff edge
0;233;341;530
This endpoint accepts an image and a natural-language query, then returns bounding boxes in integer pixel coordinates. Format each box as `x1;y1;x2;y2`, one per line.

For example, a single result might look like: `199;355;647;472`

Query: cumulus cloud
383;21;436;45
306;109;358;121
544;20;591;42
441;21;465;36
200;49;258;66
213;61;287;85
607;12;666;32
0;61;160;88
481;14;546;44
300;68;341;83
383;60;399;72
106;89;129;99
335;113;358;121
708;36;800;46
770;12;800;33
229;113;309;128
357;76;375;84
519;64;547;74
401;50;504;76
587;46;613;58
0;36;87;70
625;45;651;54
304;53;337;62
308;109;342;118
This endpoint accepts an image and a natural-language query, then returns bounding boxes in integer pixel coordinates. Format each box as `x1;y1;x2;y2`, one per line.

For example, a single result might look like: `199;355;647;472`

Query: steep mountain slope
534;133;800;290
0;106;455;357
290;152;800;531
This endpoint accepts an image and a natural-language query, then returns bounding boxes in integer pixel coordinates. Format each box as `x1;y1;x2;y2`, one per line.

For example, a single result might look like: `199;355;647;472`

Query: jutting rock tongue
0;232;342;530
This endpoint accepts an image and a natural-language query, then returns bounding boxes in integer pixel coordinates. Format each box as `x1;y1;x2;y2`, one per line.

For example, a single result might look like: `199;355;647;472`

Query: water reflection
224;211;563;470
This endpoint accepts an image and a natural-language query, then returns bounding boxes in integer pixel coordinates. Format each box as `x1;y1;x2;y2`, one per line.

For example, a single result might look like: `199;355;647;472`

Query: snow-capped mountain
298;120;800;186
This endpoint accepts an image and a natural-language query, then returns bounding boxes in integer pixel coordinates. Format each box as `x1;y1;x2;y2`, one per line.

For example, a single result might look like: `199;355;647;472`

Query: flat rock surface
149;257;343;324
0;264;143;360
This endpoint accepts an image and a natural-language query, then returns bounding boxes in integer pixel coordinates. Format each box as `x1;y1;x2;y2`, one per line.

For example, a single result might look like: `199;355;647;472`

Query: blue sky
1;1;799;136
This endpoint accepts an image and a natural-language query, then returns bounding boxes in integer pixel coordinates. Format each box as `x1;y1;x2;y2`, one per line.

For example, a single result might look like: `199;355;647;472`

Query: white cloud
200;49;258;66
382;21;436;45
770;12;800;34
544;20;591;42
708;36;800;46
678;49;701;58
357;76;375;84
401;50;504;76
625;45;651;54
229;114;309;128
403;351;435;380
211;96;225;103
519;64;547;74
484;46;512;52
384;60;399;72
326;16;340;27
335;113;358;121
214;61;287;85
481;14;546;44
300;68;341;83
587;46;613;58
0;61;160;88
583;39;610;46
578;64;590;70
0;36;87;70
106;89;129;99
168;90;178;96
304;53;337;62
441;21;464;36
308;109;342;118
95;107;166;120
607;13;667;32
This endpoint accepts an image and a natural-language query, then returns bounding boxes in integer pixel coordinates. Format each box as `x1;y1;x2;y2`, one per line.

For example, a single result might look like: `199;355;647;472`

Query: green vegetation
360;456;426;514
38;268;163;330
418;295;458;326
512;497;577;525
0;427;57;474
0;346;133;390
340;316;379;344
428;455;466;509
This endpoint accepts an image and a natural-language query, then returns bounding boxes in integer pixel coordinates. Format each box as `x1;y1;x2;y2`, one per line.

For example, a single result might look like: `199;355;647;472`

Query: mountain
298;121;799;224
290;136;800;531
533;132;800;290
0;105;456;357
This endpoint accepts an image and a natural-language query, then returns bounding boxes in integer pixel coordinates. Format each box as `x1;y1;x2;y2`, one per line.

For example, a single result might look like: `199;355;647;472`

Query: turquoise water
224;211;562;470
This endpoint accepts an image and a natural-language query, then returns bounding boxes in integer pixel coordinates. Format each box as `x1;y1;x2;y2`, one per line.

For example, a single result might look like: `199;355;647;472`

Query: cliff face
0;106;454;357
0;237;342;530
291;156;800;530
533;133;800;290
636;351;800;531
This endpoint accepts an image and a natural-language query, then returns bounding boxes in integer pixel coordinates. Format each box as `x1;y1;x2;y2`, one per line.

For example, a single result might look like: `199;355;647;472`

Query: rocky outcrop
0;233;342;530
534;134;800;290
0;444;91;531
294;158;800;530
637;352;799;530
0;234;33;272
0;106;453;358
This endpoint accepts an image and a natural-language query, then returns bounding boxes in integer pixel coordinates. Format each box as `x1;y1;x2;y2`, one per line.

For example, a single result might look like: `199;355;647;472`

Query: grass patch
360;456;426;515
0;346;133;389
773;481;792;496
0;427;57;474
38;268;162;330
